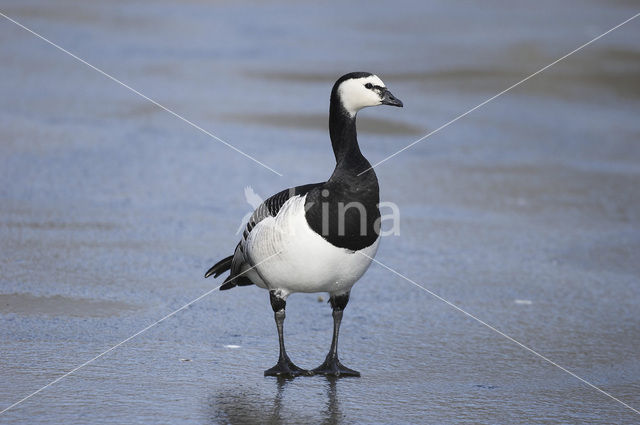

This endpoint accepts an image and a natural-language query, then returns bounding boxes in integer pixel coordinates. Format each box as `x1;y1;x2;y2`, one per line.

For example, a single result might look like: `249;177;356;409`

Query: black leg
312;291;360;377
264;291;310;377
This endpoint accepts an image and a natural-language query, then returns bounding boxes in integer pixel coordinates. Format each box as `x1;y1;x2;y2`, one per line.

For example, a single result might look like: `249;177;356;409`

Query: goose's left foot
312;292;360;377
311;354;360;377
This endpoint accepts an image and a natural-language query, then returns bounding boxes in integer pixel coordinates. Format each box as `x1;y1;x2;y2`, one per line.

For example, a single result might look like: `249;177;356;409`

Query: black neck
302;89;380;251
328;97;372;177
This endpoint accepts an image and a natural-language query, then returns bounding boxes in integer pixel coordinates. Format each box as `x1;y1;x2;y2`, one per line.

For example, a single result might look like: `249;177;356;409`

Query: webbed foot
264;357;311;378
311;355;360;377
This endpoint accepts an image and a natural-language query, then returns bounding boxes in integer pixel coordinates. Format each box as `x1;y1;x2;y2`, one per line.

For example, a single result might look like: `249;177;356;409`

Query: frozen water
1;0;639;423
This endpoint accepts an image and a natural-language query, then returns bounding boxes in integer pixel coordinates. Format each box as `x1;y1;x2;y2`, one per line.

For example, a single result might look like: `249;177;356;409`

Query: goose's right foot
264;356;310;378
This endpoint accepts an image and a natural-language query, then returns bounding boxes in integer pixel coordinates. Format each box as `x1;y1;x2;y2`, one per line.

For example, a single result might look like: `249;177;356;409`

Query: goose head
332;72;403;117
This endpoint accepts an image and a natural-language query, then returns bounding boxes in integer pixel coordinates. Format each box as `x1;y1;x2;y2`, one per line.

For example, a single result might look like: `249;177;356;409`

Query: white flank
245;195;379;297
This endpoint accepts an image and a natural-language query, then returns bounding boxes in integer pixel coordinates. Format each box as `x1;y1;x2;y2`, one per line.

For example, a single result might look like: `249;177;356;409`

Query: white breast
244;195;379;298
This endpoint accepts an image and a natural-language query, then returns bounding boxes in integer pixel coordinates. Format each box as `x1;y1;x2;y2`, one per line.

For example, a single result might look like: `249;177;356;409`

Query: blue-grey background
1;0;639;424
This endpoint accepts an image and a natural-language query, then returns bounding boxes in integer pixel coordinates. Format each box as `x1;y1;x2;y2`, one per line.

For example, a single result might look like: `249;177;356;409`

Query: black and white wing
205;182;321;290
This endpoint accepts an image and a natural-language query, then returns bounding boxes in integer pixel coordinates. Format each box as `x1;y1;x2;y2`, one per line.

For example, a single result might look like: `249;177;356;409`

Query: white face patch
337;75;386;116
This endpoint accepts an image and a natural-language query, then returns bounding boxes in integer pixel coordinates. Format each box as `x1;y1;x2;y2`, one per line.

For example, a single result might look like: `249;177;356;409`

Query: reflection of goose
207;378;343;424
206;381;289;425
205;72;403;377
322;378;341;425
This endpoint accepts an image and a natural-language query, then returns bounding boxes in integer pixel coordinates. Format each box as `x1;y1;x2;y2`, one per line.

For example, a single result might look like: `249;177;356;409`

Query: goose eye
364;83;373;89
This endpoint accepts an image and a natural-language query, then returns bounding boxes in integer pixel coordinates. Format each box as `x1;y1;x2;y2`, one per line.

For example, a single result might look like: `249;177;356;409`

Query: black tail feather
206;253;255;290
204;255;233;279
220;275;236;290
220;274;254;290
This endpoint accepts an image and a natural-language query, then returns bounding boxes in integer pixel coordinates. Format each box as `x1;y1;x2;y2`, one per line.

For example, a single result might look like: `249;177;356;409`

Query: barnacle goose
205;72;403;377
